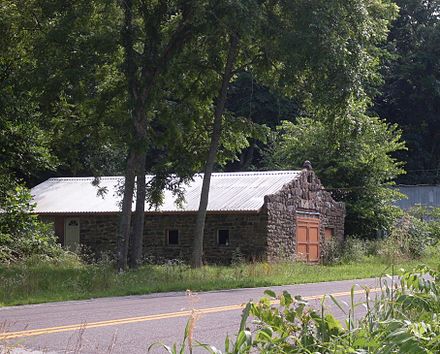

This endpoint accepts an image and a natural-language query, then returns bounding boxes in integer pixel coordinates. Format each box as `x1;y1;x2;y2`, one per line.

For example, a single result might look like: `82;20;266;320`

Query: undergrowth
155;265;440;353
0;253;437;307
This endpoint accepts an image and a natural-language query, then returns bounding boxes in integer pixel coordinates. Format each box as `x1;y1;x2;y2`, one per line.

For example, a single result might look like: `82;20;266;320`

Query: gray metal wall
394;185;440;209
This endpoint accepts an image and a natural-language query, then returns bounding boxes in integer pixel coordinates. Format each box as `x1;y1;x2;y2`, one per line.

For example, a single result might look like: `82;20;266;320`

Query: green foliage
374;0;440;184
1;0;126;181
31;0;126;177
321;238;342;265
323;215;438;266
270;107;406;237
340;237;373;264
377;206;440;263
0;2;57;182
321;237;383;265
380;213;431;261
2;0;403;225
2;257;436;307
260;0;398;114
0;181;64;264
187;266;440;353
407;206;440;243
225;0;399;171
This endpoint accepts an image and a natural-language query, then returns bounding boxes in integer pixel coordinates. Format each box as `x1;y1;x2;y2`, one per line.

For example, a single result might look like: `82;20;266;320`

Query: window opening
324;227;334;241
167;229;179;245
217;229;230;246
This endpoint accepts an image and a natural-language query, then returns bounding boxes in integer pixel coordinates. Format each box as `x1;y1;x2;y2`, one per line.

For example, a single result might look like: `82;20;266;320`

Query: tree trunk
117;0;195;270
129;150;147;268
116;0;137;272
191;34;239;268
116;149;137;272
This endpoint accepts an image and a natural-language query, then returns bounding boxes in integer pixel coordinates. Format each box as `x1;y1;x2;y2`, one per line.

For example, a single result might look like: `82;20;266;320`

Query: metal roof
394;184;440;209
31;170;301;214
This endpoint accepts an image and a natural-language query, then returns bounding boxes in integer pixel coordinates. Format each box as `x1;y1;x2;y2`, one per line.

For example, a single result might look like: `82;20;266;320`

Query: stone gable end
263;169;345;262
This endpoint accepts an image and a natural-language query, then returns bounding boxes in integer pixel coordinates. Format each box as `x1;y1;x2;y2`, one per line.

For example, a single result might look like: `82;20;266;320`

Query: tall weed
169;265;440;353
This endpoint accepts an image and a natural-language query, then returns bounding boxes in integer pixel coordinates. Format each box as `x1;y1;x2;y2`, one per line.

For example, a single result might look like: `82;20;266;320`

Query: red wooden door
296;217;320;262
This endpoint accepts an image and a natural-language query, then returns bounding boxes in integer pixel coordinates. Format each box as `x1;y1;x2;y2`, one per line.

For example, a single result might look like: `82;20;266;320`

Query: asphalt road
0;277;389;354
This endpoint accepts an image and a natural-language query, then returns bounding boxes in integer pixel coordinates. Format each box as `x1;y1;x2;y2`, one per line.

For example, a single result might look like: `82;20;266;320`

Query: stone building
31;167;345;263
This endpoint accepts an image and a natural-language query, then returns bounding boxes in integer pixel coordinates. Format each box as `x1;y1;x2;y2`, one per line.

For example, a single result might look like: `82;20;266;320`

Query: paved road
0;277;390;354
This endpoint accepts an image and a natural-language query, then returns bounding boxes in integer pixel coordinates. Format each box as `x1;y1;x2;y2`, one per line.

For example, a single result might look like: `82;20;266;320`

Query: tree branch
120;0;139;102
141;1;195;95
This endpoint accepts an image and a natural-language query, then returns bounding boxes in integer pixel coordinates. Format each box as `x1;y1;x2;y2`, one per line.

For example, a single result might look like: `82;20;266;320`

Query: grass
1;254;438;307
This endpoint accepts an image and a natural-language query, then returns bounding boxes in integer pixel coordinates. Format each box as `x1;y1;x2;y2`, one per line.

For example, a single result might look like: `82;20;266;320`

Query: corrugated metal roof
31;171;301;214
394;185;440;209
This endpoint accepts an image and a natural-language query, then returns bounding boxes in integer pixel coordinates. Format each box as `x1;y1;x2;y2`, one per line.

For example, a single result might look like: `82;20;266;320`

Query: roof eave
35;209;261;216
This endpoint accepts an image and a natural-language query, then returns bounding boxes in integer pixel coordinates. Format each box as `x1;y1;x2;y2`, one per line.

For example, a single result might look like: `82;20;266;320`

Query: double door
296;216;320;262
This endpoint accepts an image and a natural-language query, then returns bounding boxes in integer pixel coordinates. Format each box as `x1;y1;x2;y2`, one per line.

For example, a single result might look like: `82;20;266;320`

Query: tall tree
192;33;240;268
119;0;267;269
270;109;406;237
191;0;270;268
191;0;398;267
374;0;440;184
117;0;203;270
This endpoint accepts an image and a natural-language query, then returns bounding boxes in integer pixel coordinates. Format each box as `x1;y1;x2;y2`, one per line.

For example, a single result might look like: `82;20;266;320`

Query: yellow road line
0;287;381;340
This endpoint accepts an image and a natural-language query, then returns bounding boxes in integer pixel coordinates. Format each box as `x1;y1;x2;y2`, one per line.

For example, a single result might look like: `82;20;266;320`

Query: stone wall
264;169;345;262
40;169;344;264
141;213;266;263
52;212;266;263
80;215;119;256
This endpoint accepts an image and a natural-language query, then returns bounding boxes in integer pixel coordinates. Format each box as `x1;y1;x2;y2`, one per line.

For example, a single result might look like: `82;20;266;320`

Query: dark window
167;229;179;245
217;229;230;246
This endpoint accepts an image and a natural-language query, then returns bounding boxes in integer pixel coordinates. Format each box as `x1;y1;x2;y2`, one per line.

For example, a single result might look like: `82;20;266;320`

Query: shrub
408;206;440;244
332;211;437;265
167;265;440;353
0;183;65;264
321;237;389;265
321;238;342;265
379;213;430;261
340;237;369;263
231;247;245;265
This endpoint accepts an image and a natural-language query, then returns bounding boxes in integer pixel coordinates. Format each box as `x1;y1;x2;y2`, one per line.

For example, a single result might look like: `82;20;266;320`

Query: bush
408;206;440;243
322;236;379;265
331;210;438;266
379;212;431;261
0;183;65;264
340;237;369;263
321;238;342;265
167;265;440;353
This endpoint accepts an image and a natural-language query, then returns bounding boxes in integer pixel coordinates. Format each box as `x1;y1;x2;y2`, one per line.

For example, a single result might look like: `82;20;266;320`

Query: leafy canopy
374;0;440;184
271;105;406;237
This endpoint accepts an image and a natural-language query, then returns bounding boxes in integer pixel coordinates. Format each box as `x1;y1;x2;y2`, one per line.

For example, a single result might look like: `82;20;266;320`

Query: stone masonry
42;169;345;264
263;169;345;262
